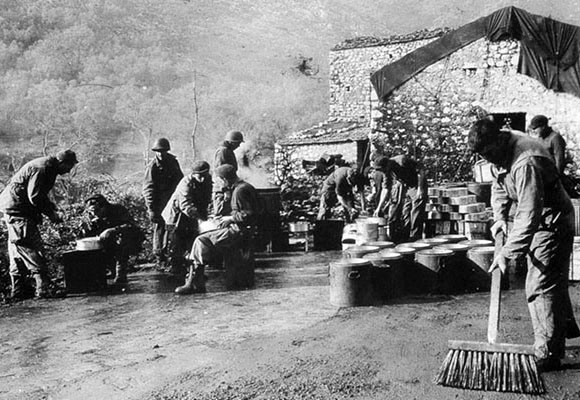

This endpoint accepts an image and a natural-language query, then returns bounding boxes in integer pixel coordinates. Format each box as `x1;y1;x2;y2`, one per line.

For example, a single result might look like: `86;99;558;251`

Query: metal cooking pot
76;237;103;251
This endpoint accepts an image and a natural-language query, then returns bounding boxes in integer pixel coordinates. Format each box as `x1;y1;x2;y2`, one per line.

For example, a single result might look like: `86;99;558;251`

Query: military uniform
317;167;359;221
162;173;212;276
492;133;578;362
142;152;183;262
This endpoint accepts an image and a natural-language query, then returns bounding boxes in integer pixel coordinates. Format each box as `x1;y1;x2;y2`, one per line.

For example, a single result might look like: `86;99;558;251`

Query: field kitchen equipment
255;186;287;252
62;237;111;294
329;258;375;307
288;221;311;251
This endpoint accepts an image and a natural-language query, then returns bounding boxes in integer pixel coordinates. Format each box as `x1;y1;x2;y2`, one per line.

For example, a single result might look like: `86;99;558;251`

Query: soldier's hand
490;220;507;239
489;254;508;274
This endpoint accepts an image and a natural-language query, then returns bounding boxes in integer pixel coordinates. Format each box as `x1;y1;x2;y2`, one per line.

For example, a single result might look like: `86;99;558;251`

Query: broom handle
488;230;504;344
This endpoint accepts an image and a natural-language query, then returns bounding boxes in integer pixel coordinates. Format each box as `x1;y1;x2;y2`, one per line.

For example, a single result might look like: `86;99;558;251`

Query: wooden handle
487;230;504;344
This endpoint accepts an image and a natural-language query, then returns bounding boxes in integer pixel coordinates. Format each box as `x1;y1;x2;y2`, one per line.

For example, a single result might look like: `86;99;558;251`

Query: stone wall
365;38;580;182
329;38;438;121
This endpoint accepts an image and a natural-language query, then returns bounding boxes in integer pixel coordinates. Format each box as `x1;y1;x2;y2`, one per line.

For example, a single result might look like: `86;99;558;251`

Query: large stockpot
329;258;375;307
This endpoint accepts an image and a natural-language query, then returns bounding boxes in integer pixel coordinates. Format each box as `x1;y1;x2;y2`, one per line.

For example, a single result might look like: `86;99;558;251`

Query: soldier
162;161;212;280
316;166;363;223
0;149;78;299
143;138;183;268
469;118;579;371
176;164;259;295
81;194;144;287
373;155;427;242
529;115;567;174
213;130;244;216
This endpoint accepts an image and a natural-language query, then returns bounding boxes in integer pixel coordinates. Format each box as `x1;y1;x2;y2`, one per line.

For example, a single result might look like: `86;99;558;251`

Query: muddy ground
1;250;580;400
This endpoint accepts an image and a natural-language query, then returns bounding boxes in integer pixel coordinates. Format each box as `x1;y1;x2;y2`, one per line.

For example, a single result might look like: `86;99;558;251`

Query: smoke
237;140;276;188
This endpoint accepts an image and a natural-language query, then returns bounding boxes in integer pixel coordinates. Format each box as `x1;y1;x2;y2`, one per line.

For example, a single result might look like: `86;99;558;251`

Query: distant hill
0;0;578;179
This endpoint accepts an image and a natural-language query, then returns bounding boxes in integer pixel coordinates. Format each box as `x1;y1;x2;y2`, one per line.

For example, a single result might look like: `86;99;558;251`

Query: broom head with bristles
435;340;545;394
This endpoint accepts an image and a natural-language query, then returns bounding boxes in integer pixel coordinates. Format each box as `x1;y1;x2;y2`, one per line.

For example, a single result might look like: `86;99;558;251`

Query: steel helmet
225;130;244;143
152;138;170;152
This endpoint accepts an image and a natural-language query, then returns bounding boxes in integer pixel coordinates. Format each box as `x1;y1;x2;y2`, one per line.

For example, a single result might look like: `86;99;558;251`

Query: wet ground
1;249;580;400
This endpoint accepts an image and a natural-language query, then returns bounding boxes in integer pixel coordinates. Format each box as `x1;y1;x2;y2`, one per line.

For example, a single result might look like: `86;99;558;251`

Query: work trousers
166;219;199;272
189;224;248;266
387;183;426;243
316;192;354;222
3;215;46;276
525;220;577;360
152;219;168;259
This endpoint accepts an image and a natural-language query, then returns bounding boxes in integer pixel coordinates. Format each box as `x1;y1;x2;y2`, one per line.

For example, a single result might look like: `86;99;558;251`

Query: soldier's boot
175;264;206;295
10;274;29;300
32;273;50;298
113;262;128;287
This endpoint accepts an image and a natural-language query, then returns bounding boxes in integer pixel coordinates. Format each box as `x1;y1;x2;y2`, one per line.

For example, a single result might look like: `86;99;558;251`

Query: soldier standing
142;138;183;268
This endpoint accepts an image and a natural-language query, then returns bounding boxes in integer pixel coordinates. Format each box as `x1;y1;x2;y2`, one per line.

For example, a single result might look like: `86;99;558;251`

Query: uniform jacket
230;180;260;228
0;156;59;220
81;202;136;237
539;129;566;174
162;174;212;227
142;153;183;215
320;167;355;199
492;133;574;260
214;141;238;171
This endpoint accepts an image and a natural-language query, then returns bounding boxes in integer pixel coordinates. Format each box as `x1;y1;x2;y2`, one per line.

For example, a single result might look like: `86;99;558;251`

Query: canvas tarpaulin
370;6;580;100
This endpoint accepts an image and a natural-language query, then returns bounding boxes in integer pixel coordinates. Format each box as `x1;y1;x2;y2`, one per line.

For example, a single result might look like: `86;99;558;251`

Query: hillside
0;0;579;179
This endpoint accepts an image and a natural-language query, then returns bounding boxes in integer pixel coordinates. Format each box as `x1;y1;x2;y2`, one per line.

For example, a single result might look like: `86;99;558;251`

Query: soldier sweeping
142;138;183;269
468;118;579;371
0;149;78;299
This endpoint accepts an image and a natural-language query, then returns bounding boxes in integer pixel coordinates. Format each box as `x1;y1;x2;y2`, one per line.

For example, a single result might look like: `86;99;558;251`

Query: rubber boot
113;262;128;287
175;264;206;295
528;292;566;368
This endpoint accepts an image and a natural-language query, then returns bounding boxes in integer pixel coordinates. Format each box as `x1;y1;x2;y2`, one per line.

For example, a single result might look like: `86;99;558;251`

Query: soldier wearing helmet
213;131;244;217
143;138;184;269
214;130;244;172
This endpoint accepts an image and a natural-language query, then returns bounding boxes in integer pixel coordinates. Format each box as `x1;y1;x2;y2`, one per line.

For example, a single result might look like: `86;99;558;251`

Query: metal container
466;246;495;292
288;221;310;233
355;218;379;242
76;237;103;251
362;241;395;250
314;220;344;250
417;238;450;247
458;239;493;249
364;251;403;301
329;258;374;307
344;245;380;258
435;234;467;243
62;249;110;294
414;248;455;294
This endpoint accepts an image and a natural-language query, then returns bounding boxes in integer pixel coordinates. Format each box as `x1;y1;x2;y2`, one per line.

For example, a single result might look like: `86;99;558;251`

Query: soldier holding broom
468;118;579;372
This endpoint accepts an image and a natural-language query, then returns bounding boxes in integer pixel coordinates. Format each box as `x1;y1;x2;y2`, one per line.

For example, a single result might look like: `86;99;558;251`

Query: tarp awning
370;6;580;100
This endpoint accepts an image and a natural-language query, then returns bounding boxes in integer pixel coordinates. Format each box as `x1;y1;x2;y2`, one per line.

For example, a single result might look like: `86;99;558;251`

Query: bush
0;174;154;301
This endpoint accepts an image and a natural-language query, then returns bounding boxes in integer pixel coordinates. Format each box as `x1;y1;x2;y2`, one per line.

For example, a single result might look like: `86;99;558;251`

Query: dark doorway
491;112;526;131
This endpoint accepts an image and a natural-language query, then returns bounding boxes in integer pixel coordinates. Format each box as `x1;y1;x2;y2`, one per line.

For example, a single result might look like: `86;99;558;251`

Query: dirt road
1;250;580;400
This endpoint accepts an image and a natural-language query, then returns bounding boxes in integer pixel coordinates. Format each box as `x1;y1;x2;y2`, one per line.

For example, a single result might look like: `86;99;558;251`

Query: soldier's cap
215;164;238;181
85;194;108;206
56;149;78;165
530;115;549;129
191;160;210;174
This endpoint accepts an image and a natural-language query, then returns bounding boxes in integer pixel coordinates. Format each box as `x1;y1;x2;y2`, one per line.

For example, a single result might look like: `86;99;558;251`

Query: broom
434;231;545;394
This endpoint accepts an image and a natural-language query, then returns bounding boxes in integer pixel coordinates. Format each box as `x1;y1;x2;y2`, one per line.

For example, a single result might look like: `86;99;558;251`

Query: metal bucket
435;234;467;243
344;245;380;258
364;251;404;300
356;218;379;242
458;239;493;249
414;248;455;294
341;231;358;251
329;258;374;307
362;241;395;250
466;246;495;292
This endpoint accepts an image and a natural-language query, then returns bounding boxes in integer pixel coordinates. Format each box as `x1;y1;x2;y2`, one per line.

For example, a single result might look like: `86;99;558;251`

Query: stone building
276;6;580;183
